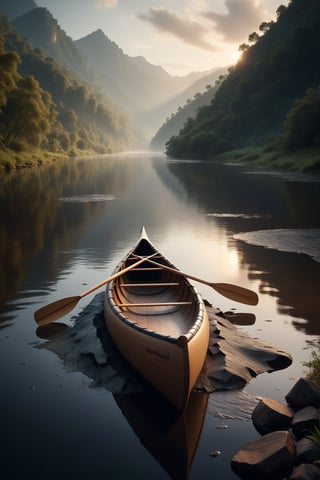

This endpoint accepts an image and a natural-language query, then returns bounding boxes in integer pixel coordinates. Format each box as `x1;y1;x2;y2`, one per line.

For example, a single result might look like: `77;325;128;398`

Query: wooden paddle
133;256;259;306
34;254;156;326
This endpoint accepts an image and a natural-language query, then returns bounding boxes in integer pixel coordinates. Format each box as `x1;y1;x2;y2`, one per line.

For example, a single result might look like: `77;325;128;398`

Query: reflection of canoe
104;227;209;411
114;390;209;480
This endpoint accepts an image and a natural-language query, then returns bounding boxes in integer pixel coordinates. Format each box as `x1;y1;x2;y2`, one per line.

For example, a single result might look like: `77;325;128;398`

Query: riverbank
219;147;320;173
0;148;69;174
0;146;111;175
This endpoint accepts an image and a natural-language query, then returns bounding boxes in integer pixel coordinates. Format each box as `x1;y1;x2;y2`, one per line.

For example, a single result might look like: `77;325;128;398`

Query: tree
248;32;260;44
281;88;320;150
1;76;57;149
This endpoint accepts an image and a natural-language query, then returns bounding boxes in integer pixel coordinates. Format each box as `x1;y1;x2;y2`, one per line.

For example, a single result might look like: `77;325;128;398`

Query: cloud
203;0;267;43
138;7;217;51
95;0;118;8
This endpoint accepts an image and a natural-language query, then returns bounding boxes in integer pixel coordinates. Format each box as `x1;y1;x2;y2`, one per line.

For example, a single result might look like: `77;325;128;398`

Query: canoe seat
119;282;180;287
130;267;163;271
118;301;193;307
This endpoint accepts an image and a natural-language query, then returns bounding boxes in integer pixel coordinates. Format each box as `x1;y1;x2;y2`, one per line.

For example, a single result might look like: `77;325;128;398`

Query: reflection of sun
227;249;239;274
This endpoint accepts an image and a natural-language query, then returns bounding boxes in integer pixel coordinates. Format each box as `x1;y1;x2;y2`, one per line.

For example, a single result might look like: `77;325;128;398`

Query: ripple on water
59;194;116;203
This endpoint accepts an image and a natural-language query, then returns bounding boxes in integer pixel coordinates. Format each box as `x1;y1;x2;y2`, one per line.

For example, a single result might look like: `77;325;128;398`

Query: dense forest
165;0;320;171
0;15;136;172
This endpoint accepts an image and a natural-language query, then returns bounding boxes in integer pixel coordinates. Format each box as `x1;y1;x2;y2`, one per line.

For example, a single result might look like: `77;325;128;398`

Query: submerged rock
231;430;296;480
37;295;292;397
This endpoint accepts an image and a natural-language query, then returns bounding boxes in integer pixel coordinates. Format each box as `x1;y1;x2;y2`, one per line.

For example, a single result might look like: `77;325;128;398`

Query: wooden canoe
104;227;209;411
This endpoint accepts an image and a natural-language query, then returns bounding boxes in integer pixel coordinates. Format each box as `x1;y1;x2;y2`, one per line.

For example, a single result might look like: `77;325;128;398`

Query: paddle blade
34;296;81;326
211;283;259;306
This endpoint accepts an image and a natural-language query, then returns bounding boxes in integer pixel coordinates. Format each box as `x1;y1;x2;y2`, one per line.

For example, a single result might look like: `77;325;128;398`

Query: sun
231;48;244;65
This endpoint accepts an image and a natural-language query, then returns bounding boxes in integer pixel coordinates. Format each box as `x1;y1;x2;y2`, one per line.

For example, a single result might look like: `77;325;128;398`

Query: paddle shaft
134;256;258;306
34;254;156;325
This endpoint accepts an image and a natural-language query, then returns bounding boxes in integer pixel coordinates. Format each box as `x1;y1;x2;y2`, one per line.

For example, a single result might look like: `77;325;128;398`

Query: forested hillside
150;71;227;150
166;0;320;165
0;15;136;171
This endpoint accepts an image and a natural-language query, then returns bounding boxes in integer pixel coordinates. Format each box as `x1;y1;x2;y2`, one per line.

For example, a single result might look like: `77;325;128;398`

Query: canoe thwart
119;282;180;287
118;301;193;307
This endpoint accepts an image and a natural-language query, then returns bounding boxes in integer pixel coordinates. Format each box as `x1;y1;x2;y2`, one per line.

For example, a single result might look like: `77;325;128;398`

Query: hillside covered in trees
166;0;320;171
150;71;227;150
0;15;136;171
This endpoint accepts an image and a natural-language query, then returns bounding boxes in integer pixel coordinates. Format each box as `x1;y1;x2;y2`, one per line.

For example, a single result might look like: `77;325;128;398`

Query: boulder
288;463;320;480
291;406;319;440
286;378;320;409
296;437;320;465
231;430;296;479
252;397;293;434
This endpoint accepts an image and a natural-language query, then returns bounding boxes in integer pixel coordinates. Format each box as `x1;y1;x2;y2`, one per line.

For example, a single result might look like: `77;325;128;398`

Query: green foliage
280;88;320;150
0;14;135;170
304;351;320;384
166;0;320;164
307;418;320;447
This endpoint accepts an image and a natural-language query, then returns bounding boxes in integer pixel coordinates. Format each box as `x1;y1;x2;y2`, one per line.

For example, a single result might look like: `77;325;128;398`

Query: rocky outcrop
37;295;293;395
231;378;320;480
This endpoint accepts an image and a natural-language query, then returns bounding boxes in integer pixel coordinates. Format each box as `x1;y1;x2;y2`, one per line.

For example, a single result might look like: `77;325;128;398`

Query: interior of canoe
110;242;200;338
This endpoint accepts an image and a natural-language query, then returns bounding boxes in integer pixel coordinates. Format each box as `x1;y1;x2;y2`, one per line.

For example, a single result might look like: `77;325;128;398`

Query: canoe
104;227;210;411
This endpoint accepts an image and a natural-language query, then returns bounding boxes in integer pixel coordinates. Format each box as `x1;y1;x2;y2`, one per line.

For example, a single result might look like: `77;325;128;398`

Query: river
0;152;319;479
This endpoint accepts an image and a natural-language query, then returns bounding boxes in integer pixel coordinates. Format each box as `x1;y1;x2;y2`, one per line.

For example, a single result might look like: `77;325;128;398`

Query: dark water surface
0;152;319;479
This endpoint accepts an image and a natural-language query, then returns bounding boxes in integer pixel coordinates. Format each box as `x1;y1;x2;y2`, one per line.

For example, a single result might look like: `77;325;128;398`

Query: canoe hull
104;228;209;411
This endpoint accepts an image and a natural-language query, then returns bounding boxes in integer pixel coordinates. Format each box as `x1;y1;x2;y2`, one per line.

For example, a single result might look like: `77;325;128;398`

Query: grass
0;146;99;175
219;146;320;173
303;351;320;446
304;350;320;384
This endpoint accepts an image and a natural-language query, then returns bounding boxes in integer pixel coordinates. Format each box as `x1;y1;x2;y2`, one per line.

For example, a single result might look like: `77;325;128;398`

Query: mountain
75;29;213;136
166;0;320;159
12;7;96;86
0;14;137;159
0;0;36;20
150;67;229;150
1;0;236;145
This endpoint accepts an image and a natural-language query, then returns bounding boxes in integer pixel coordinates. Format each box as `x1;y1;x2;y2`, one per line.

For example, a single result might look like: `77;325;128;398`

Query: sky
35;0;290;76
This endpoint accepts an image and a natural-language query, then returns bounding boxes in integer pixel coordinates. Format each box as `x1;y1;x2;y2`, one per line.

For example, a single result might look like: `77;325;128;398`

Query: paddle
34;254;156;326
133;256;259;306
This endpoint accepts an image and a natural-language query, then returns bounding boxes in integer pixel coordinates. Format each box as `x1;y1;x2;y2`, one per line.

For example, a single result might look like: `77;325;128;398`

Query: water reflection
0;157;133;307
114;390;209;480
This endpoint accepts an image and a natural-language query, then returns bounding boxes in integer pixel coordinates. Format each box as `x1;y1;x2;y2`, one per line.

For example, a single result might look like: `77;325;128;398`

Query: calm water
0;152;320;479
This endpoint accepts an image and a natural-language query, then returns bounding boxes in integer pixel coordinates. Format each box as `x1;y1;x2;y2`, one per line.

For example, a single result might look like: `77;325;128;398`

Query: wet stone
286;378;320;410
252;397;294;434
288;463;320;480
296;437;320;465
291;406;319;440
231;430;296;480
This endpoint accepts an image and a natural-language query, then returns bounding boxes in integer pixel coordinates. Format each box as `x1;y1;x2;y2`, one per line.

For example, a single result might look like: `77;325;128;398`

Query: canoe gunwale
105;231;206;345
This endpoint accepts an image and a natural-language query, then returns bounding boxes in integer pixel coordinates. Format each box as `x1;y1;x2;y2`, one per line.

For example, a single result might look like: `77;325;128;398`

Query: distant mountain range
0;0;224;142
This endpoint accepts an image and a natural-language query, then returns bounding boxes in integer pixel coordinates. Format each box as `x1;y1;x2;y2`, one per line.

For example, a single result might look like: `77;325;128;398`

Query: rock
288;463;320;480
296;437;320;465
231;430;296;479
252;397;294;434
291;406;319;440
286;378;320;409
